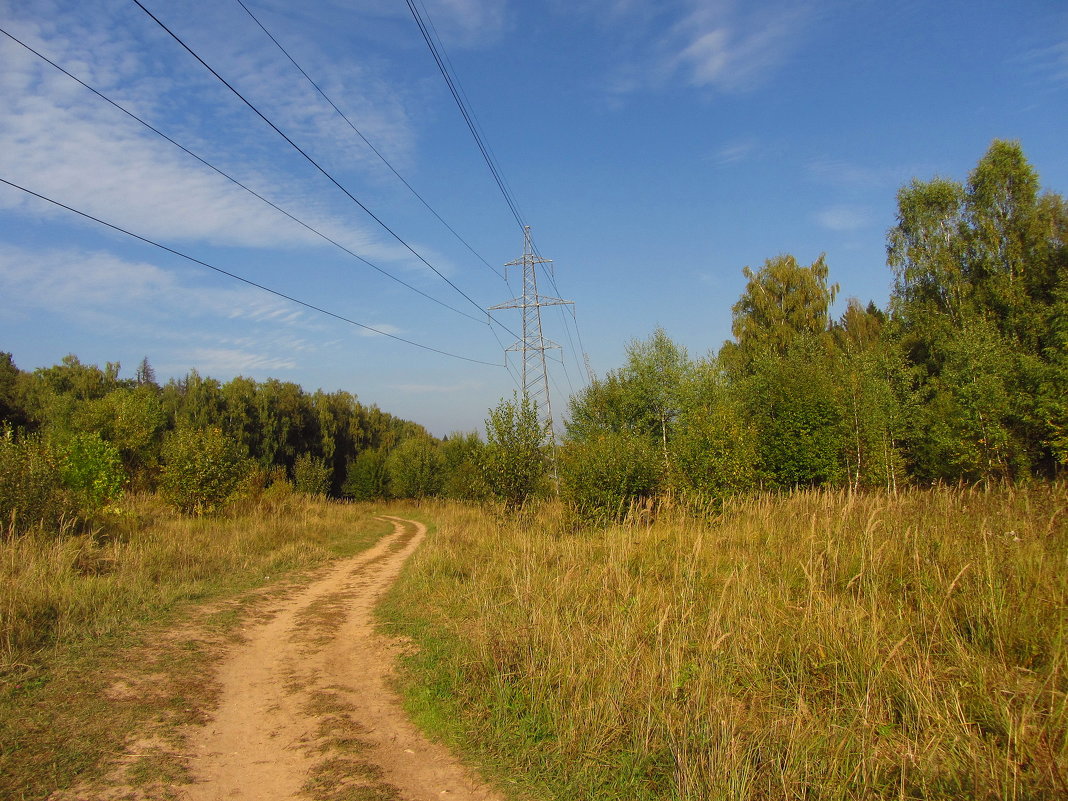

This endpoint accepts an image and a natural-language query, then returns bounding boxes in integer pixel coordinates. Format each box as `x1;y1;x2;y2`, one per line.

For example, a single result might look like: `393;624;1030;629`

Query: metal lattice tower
489;226;573;443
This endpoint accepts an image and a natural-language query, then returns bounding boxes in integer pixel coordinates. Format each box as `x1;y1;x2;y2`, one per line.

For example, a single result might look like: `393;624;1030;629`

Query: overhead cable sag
404;0;595;388
130;0;518;340
0;25;488;327
232;0;505;282
0;177;503;367
405;0;526;232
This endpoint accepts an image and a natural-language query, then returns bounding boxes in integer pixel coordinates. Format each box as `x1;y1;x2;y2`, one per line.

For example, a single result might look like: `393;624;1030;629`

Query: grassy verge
380;486;1068;800
0;490;391;800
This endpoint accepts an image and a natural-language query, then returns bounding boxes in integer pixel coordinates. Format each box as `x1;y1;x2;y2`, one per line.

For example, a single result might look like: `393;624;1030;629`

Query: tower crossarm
489;226;573;460
489;296;573;310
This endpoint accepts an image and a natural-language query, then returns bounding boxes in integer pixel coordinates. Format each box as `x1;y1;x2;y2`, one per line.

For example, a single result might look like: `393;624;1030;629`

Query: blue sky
1;0;1065;436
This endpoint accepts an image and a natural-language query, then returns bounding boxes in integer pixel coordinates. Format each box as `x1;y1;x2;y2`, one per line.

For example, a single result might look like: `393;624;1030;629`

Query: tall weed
383;486;1068;800
0;493;384;673
0;493;390;799
0;430;75;535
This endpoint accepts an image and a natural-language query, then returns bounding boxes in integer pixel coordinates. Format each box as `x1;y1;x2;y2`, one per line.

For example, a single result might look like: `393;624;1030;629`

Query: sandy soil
174;514;503;801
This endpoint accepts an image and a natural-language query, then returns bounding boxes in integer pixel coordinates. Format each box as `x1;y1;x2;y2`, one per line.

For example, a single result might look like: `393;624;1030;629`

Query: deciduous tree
483;393;547;508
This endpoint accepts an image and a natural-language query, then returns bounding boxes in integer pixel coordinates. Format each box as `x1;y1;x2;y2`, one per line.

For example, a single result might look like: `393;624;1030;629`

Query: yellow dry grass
0;489;391;800
383;485;1068;800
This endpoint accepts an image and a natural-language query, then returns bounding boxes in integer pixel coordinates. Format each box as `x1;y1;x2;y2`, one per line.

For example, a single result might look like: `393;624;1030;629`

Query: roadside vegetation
0;489;390;800
2;144;1064;524
382;487;1068;800
375;141;1068;798
0;140;1065;798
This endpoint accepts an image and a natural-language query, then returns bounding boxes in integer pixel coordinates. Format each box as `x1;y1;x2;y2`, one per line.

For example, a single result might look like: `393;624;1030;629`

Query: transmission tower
490;226;573;444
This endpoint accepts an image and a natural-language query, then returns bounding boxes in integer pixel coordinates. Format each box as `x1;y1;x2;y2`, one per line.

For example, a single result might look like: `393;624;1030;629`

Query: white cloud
1017;34;1068;89
570;0;816;98
0;243;329;375
421;0;509;47
358;323;404;338
184;347;297;373
806;157;922;189
0;244;305;327
668;1;810;92
0;0;422;266
711;139;757;165
814;205;872;232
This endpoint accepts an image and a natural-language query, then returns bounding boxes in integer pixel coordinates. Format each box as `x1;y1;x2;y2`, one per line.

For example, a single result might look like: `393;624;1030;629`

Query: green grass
0;489;392;800
381;486;1068;800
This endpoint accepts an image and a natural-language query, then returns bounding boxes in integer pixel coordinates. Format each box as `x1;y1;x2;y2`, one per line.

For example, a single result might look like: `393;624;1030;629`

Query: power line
547;349;576;398
414;0;528;228
569;303;595;383
404;0;596;395
0;176;502;367
538;247;593;386
405;0;526;232
131;0;508;334
401;4;594;391
232;0;505;281
489;322;523;391
0;24;488;327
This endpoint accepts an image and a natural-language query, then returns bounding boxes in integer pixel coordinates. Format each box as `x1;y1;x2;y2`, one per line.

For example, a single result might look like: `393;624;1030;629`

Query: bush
745;350;844;488
59;431;126;517
559;430;661;523
386;437;443;499
669;400;757;503
343;448;389;501
440;432;488;501
0;429;74;534
482;394;547;508
292;453;331;497
159;427;249;515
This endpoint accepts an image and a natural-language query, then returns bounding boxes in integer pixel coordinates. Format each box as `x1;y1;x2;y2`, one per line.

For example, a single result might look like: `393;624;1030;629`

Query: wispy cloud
358;323;404;338
806;157;922;189
814;205;872;232
421;0;510;47
0;0;420;264
710;139;757;166
0;244;306;328
1015;33;1068;90
668;3;810;93
0;243;327;374
572;0;817;98
183;347;297;373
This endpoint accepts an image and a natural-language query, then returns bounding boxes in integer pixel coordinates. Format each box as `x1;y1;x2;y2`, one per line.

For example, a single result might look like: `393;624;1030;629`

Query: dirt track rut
180;515;502;801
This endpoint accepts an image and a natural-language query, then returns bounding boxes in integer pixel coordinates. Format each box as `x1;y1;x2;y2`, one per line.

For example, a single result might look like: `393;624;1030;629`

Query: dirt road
178;515;502;801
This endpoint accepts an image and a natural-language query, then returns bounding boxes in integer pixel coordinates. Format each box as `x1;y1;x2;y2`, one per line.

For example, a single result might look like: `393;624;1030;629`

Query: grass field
381;485;1068;800
0;489;392;800
4;484;1065;800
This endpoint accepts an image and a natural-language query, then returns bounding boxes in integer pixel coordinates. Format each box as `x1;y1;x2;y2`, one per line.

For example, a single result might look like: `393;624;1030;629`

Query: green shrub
58;431;126;517
343;448;389;501
0;429;74;534
292;453;331;497
440;432;488;501
669;400;757;503
482;393;547;508
159;427;249;515
559;430;661;523
386;437;444;499
745;350;844;488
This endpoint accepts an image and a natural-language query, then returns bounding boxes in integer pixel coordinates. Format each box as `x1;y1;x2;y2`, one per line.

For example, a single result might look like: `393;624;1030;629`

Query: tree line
2;140;1064;529
558;140;1066;519
0;352;453;525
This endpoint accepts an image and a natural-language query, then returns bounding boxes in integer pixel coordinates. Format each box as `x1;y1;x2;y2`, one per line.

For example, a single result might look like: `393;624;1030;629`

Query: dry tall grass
383;485;1068;800
1;490;388;673
1;489;391;799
